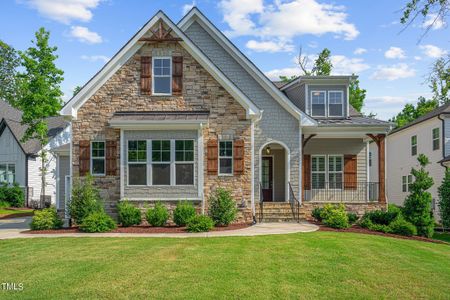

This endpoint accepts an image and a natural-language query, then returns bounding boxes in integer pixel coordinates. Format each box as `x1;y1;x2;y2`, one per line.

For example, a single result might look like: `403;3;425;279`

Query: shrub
0;200;11;209
69;175;103;225
30;207;63;230
347;212;358;224
79;211;117;233
146;202;169;227
209;188;237;226
362;210;399;226
0;183;25;207
311;207;324;222
388;217;417;236
388;203;403;215
186;215;214;232
359;217;391;233
322;204;349;229
173;201;196;226
438;168;450;230
117;201;141;227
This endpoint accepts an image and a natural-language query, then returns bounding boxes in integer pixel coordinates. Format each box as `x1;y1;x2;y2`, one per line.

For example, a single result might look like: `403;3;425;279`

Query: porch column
367;134;386;204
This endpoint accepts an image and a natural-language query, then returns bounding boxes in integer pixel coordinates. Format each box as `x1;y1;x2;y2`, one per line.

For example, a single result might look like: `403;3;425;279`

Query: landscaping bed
0;208;34;219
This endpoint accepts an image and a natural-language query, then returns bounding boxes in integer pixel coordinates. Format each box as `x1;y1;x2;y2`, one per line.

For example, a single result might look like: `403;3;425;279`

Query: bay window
152;57;171;95
311;91;326;117
219;141;233;175
128;140;147;185
0;163;15;184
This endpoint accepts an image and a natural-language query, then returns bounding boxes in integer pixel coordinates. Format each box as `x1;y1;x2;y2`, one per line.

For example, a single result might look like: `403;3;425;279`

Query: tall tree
73;85;82;97
0;40;21;103
390;96;438;128
438;168;450;231
349;74;366;112
311;48;332;76
428;56;450;104
13;28;64;205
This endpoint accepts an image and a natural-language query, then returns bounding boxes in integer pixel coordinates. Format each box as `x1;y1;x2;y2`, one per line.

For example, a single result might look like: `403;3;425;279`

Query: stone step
256;208;298;213
257;217;304;223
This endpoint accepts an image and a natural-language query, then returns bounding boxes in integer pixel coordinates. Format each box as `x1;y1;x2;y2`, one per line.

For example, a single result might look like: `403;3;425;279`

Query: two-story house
59;8;392;223
386;102;450;219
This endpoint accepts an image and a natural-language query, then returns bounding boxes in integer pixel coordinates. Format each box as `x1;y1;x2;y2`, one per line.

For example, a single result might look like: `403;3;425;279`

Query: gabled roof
61;10;260;119
280;75;355;91
0;100;69;155
178;7;316;126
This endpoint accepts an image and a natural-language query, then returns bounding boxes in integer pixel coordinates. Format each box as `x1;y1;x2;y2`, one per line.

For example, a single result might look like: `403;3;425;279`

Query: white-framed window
432;128;440;151
311;155;326;189
152;57;172;95
369;151;372;167
411;135;417;156
175;140;194;185
328;91;344;117
0;163;15;184
152;140;171;185
219;141;233;175
91;141;105;176
402;175;413;192
128;140;147;186
328;155;343;189
311;91;326;117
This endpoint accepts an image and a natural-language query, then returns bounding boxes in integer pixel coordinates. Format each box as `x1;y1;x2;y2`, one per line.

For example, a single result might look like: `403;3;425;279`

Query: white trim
198;125;205;213
218;140;233;176
90;141;106;176
261;155;275;201
250;120;255;216
327;90;344;118
0;163;16;185
310;90;326;118
152;56;172;96
120;129;124;199
124;197;201;201
327;154;344;190
346;84;350;117
55;156;60;210
127;139;148;186
68;125;73;219
280;76;353;91
311;155;326;189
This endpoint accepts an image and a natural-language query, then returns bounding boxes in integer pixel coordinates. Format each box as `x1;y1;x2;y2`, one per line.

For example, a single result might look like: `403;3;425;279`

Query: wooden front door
262;156;273;201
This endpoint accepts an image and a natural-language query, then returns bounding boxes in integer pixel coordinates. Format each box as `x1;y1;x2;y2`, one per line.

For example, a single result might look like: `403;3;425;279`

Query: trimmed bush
362;209;399;226
0;183;25;207
173;201;196;227
312;207;324;222
30;207;63;230
69;175;103;225
347;212;358;224
0;200;11;209
146;202;169;227
117;201;141;227
186;215;214;232
438;168;450;230
323;204;350;229
79;211;117;233
208;188;237;226
389;217;417;236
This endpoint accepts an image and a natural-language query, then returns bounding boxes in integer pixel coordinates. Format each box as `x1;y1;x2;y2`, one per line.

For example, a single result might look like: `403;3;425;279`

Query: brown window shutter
140;56;151;94
303;154;311;190
207;139;218;175
106;140;117;176
344;154;357;190
172;56;183;96
233;139;244;175
79;140;90;176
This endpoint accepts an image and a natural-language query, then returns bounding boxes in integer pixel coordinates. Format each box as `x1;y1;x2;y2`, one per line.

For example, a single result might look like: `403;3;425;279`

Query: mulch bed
23;222;251;234
317;223;449;245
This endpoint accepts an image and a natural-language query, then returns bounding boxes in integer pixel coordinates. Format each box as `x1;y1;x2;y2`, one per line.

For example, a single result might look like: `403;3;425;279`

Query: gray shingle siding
184;21;300;198
284;83;306;112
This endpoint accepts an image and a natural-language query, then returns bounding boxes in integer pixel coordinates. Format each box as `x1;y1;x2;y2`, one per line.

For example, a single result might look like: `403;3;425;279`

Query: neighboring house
0;100;70;208
386;102;450;219
60;8;391;223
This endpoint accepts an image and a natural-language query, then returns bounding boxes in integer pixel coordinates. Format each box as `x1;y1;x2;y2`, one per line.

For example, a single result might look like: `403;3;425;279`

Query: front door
262;156;273;201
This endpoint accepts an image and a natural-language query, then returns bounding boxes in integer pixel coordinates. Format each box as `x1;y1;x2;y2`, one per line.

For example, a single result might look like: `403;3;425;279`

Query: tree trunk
40;144;47;208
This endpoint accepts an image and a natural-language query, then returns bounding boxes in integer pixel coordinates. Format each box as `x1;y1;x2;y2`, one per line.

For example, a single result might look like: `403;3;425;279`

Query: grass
433;232;450;243
0;208;33;216
0;232;449;299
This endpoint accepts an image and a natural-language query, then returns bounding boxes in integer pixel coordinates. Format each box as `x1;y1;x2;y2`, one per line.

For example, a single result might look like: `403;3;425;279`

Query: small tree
403;154;435;237
311;48;332;76
349;74;366;113
0;40;21;103
438;168;450;230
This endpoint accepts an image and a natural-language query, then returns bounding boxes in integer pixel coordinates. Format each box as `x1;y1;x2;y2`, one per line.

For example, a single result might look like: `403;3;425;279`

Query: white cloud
264;67;300;80
384;47;406;59
353;48;367;55
414;56;422;61
24;0;101;24
220;0;358;41
182;1;196;15
246;39;294;53
70;26;103;44
81;55;110;63
371;63;416;81
330;55;370;75
422;13;446;30
420;44;448;58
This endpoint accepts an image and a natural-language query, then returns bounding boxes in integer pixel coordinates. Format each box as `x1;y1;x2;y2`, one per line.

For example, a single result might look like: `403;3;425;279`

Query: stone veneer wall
72;41;252;222
302;202;387;221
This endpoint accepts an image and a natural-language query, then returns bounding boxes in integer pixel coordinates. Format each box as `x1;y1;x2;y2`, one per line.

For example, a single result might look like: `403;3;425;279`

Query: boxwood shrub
0;183;25;207
173;201;196;227
117;200;141;227
79;211;117;233
30;207;63;230
146;202;169;227
186;215;214;232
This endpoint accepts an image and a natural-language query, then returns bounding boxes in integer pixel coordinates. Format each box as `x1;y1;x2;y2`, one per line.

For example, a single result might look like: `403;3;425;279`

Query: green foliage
279;75;297;83
347;213;359;224
429;56;450;104
117;200;141;227
311;207;324;222
321;204;350;229
0;40;21;103
30;207;62;230
349;74;366;112
389;217;417;236
438;168;450;229
79;211;117;233
173;201;196;227
361;209;400;226
73;85;82;97
69;175;103;225
0;200;10;208
311;48;332;76
390;97;439;128
388;203;403;215
146;202;169;227
208;188;237;226
0;183;25;207
186;215;214;232
360;208;418;237
403;154;435;237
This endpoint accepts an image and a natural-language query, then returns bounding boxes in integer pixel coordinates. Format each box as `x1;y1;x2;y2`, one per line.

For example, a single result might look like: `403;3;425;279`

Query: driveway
0;217;32;239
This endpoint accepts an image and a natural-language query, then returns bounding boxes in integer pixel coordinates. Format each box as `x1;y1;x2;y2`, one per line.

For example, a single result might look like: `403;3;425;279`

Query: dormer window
152;57;172;95
311;91;326;117
328;91;343;117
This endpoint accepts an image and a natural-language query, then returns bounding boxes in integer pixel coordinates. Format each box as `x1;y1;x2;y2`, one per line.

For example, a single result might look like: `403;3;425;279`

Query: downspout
25;154;29;207
438;114;446;168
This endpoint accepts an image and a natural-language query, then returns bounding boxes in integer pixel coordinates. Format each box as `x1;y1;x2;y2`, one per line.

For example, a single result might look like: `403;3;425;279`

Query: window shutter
172;56;183;96
106;140;117;176
207;139;218;175
303;154;311;190
140;56;151;94
344;154;357;190
79;140;90;176
233;139;244;175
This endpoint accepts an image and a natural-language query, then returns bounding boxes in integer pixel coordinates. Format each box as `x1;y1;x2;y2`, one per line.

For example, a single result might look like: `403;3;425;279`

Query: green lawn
433;232;450;243
0;208;33;216
0;232;449;299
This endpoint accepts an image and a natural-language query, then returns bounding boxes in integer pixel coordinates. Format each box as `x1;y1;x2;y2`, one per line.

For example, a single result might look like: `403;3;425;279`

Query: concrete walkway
0;221;318;240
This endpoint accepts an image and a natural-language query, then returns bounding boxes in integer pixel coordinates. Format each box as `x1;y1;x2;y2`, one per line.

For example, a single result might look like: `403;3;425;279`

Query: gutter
438;113;447;168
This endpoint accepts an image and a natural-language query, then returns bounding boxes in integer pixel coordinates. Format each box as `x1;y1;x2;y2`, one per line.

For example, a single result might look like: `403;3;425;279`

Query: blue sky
0;0;448;120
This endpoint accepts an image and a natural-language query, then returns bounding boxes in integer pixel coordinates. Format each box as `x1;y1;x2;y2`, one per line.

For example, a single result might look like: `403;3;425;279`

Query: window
0;163;15;184
311;91;326;117
152;57;171;95
311;155;326;189
91;141;105;176
408;175;413;191
175;140;194;185
328;155;343;189
411;135;417;156
328;91;343;117
219;141;233;175
152;140;171;185
402;175;413;192
369;151;372;167
432;128;440;151
128;140;147;185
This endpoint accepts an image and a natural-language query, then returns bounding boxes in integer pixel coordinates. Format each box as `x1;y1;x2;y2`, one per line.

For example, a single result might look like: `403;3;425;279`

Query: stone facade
302;202;387;221
72;38;253;222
